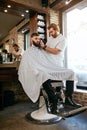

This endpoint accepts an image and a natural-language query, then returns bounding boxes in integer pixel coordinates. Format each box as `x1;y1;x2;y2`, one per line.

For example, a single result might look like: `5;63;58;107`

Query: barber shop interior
0;0;87;129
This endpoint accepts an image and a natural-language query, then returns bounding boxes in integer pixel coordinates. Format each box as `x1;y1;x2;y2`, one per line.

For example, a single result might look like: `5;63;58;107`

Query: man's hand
39;40;45;48
14;54;21;59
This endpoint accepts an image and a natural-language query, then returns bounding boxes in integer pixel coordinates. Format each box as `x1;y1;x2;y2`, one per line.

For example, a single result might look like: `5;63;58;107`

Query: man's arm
43;46;61;55
40;40;61;55
13;53;21;59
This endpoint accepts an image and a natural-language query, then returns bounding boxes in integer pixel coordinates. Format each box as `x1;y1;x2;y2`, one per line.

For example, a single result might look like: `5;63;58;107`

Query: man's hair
48;23;60;32
31;33;39;38
2;49;8;54
13;43;19;47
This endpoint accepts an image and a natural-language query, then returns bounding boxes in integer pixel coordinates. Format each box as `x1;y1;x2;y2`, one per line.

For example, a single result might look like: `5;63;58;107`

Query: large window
63;0;87;85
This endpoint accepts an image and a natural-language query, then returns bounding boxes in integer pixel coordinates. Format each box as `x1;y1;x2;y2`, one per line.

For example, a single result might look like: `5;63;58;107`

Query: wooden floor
0;101;87;130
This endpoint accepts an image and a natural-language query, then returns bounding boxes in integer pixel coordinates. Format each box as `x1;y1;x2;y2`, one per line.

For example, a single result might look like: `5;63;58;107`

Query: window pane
66;7;87;83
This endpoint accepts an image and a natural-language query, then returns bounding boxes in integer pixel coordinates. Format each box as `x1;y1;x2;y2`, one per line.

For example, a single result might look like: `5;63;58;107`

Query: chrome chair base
25;96;62;124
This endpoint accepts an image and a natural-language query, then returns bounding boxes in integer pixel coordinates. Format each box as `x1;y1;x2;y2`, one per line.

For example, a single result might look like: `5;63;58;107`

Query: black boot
49;101;57;114
43;79;58;114
65;80;82;108
65;96;82;108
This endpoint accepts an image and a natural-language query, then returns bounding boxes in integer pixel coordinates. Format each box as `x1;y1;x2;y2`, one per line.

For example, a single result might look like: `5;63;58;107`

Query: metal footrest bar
62;106;87;117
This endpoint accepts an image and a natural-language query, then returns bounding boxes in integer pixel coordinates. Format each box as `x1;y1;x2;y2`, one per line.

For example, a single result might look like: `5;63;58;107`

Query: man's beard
52;32;59;38
33;41;41;49
16;49;19;52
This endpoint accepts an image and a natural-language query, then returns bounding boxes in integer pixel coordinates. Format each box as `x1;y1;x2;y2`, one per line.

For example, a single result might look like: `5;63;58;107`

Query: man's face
13;46;19;52
49;28;57;38
31;36;40;45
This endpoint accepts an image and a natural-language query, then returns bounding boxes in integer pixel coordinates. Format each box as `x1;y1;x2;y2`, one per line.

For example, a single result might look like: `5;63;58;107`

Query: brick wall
73;91;87;106
3;82;29;102
49;9;59;25
3;80;87;106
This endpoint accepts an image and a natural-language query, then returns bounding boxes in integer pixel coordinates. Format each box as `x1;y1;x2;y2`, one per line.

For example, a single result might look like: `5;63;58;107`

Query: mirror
0;0;47;52
0;11;24;41
0;0;34;52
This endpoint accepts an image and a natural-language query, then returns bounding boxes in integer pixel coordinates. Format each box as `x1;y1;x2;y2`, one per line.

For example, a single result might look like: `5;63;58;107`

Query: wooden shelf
37;13;47;41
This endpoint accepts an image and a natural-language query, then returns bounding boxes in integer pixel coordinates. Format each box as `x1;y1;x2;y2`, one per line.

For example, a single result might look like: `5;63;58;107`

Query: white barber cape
18;46;77;103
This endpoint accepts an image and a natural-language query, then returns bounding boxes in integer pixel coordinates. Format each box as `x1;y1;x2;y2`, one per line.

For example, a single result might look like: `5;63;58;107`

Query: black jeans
42;79;58;112
43;79;74;101
42;79;57;104
66;80;74;97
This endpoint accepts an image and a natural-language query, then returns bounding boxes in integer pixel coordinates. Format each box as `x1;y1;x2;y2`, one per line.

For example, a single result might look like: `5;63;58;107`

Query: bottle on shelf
0;53;3;63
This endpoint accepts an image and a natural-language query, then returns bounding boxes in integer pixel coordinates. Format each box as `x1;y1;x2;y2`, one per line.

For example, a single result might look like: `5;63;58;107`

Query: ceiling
49;0;83;11
0;12;23;42
0;0;31;43
0;0;84;43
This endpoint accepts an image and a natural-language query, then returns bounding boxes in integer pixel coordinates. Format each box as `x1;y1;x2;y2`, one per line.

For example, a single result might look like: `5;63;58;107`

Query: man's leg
65;80;82;107
42;79;58;114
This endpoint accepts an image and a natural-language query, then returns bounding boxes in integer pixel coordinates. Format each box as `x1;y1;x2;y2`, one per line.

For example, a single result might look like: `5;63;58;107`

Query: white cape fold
18;46;77;103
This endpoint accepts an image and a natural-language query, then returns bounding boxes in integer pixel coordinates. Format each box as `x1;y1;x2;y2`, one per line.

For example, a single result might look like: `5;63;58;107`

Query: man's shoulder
57;34;65;40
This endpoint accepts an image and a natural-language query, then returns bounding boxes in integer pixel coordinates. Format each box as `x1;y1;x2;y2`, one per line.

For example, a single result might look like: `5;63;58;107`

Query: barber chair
26;80;87;124
25;81;63;124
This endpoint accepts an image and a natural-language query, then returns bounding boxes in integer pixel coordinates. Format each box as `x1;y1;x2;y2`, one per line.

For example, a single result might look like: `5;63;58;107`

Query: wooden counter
0;61;20;69
0;62;19;110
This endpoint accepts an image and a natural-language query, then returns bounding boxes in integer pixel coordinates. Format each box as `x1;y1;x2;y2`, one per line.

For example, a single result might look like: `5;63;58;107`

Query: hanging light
21;14;24;17
4;9;8;13
7;5;11;8
65;0;72;5
25;10;29;13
